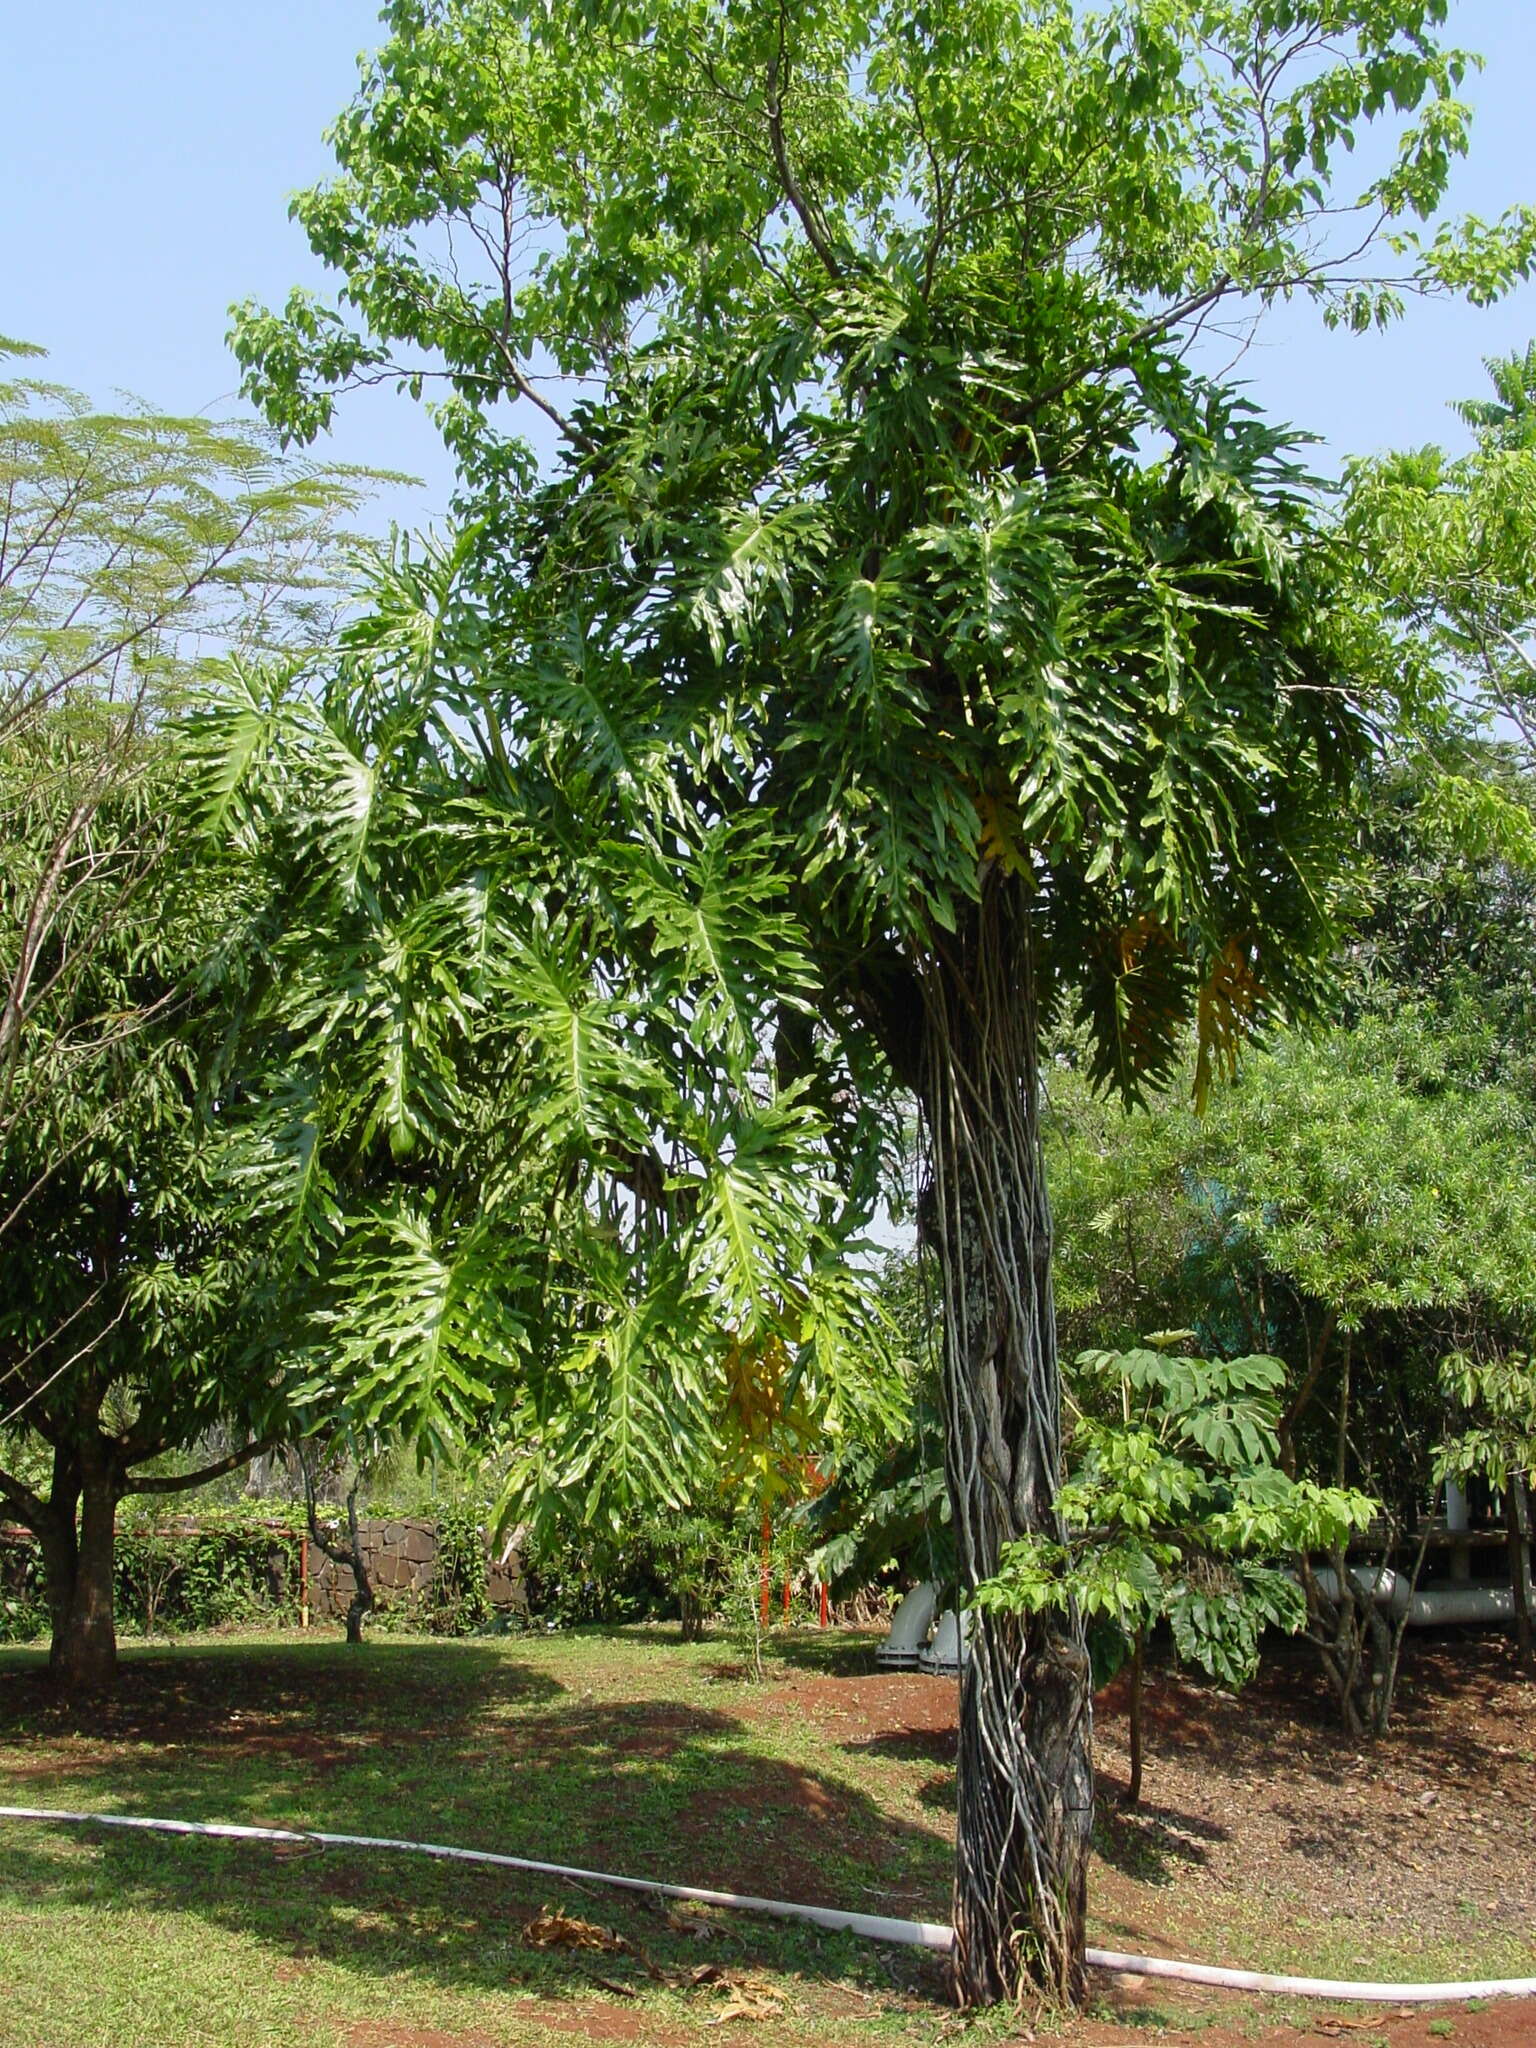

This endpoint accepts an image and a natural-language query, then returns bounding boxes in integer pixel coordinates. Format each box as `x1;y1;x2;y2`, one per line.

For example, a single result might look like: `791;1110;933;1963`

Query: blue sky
4;0;1533;537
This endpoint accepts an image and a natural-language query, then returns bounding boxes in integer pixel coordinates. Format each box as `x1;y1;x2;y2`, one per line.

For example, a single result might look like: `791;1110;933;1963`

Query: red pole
783;1576;792;1621
819;1580;830;1629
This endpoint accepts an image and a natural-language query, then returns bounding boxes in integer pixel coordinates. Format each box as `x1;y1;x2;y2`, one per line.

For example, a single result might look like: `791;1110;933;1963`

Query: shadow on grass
0;1633;956;2020
768;1630;886;1679
1091;1792;1228;1886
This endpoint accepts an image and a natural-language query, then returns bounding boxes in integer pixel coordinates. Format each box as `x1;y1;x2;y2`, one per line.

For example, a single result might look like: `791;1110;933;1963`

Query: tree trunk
47;1465;120;1691
302;1446;375;1645
1123;1631;1145;1810
1507;1474;1534;1670
342;1476;374;1645
918;877;1092;2007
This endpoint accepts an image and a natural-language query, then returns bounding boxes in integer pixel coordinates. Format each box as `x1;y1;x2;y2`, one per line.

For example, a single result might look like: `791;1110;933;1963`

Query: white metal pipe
3;1806;1533;2003
1303;1567;1517;1627
876;1582;938;1669
1085;1947;1536;2003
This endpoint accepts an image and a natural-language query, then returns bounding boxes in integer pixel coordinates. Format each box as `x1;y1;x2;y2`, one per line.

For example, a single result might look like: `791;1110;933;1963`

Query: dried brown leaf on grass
589;1975;641;1999
701;1972;787;2024
522;1907;630;1954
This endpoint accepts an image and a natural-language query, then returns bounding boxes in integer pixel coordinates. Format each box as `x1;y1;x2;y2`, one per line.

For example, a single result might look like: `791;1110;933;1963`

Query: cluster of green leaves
1046;944;1536;1513
0;337;367;1115
0;745;297;1470
1345;346;1536;836
0;1528;45;1642
1435;1352;1536;1497
196;527;905;1539
228;0;1536;1134
236;0;1535;448
0;343;371;1600
974;1344;1374;1689
421;1496;495;1634
0;1502;305;1644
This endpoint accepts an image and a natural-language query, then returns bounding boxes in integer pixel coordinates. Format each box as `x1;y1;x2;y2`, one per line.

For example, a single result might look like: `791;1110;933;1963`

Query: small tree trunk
1507;1474;1534;1669
342;1477;374;1645
919;878;1092;2008
1122;1632;1145;1810
302;1446;374;1645
49;1467;120;1691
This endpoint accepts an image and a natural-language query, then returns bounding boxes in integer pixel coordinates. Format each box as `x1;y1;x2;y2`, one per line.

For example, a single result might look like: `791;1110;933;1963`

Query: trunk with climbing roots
918;875;1093;2007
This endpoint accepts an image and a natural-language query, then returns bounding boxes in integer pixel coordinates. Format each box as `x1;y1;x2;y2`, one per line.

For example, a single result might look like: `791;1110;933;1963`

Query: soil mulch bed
1089;1637;1536;1937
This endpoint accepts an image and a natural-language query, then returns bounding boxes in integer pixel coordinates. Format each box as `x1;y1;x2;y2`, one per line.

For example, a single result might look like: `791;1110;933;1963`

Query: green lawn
2;1627;1530;2047
0;1628;996;2048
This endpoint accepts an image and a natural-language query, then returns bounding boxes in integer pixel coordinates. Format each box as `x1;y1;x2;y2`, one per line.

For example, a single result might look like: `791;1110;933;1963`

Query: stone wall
305;1517;525;1619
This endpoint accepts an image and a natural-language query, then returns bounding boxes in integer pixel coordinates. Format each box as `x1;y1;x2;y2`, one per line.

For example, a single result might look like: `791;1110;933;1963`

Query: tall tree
0;733;289;1689
0;348;366;1689
232;0;1534;2002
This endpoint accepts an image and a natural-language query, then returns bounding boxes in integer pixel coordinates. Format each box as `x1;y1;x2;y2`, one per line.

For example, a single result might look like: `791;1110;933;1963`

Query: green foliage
0;1528;46;1642
194;540;905;1534
1435;1351;1536;1495
1346;347;1536;782
975;1344;1375;1690
717;1519;814;1683
0;344;371;1678
519;1517;662;1630
114;1504;305;1636
0;1503;305;1643
225;0;1536;1132
216;0;1536;1502
424;1497;494;1634
800;1254;953;1596
1206;1011;1536;1323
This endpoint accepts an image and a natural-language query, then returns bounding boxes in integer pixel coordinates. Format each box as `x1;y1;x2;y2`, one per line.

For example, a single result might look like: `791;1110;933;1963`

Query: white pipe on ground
0;1806;953;1951
3;1805;1533;2003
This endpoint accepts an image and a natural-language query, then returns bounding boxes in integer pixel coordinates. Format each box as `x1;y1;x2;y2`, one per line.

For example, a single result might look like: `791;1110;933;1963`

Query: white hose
1084;1947;1536;2004
3;1805;1534;2004
0;1806;952;1952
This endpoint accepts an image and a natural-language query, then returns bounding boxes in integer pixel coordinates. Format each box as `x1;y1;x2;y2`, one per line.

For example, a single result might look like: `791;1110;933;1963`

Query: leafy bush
976;1341;1376;1798
717;1519;814;1680
114;1504;305;1635
0;1530;47;1642
520;1499;818;1643
415;1499;494;1635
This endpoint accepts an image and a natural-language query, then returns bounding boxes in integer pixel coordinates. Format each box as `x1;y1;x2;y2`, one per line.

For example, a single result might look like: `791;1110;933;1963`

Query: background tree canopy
0;346;368;1690
225;0;1536;2006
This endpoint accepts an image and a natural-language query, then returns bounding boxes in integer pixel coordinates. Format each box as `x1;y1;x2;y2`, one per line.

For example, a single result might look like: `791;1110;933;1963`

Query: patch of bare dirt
752;1669;961;1738
1070;1996;1536;2047
1089;1638;1536;1940
740;1635;1536;2047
